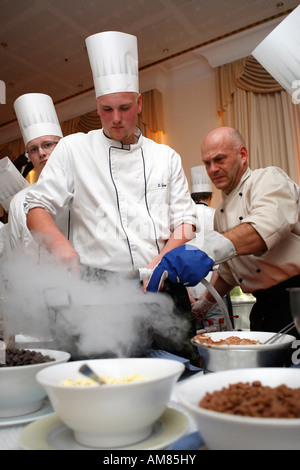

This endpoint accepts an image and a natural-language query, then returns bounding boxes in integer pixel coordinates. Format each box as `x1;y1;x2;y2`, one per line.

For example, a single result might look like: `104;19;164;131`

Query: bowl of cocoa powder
178;367;300;450
0;348;70;418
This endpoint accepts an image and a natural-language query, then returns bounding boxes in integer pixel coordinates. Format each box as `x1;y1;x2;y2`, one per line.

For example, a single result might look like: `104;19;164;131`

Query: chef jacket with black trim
215;166;300;293
24;128;197;271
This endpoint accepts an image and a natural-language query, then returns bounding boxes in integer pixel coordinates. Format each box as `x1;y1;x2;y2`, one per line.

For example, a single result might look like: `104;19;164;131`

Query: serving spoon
79;363;104;385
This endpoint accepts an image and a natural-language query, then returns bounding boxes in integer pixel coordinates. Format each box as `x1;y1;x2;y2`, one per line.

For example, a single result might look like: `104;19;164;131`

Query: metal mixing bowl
191;331;296;373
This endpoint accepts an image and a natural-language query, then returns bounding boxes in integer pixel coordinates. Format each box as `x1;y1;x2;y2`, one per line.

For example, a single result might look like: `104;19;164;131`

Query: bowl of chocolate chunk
178;367;300;450
0;347;70;418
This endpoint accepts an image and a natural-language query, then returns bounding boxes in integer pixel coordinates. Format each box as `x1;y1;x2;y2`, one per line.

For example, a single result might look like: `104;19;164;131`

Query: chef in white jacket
8;93;68;257
24;32;198;363
24;32;197;274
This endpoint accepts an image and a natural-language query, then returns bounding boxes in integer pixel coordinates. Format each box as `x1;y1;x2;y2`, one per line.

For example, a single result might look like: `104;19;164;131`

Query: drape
216;56;300;183
138;89;164;142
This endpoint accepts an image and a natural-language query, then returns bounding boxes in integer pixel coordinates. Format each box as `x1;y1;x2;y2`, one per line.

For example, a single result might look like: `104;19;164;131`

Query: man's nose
112;110;121;122
38;146;46;157
210;161;219;173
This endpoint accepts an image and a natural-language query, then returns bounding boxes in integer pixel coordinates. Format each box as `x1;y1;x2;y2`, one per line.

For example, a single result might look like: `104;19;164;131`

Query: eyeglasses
25;141;58;157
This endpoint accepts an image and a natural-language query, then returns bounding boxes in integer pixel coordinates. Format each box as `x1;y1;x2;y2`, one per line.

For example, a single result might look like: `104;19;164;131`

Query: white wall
162;74;222;208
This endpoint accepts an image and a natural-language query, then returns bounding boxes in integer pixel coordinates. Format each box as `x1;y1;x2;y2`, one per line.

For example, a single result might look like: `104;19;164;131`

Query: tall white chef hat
85;31;139;97
190;165;212;193
252;5;300;98
14;93;63;147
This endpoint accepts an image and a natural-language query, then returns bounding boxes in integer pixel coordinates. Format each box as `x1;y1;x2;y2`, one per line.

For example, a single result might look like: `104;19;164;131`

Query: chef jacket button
256;268;261;273
239;277;243;283
220;209;224;213
239;192;243;197
239;216;243;220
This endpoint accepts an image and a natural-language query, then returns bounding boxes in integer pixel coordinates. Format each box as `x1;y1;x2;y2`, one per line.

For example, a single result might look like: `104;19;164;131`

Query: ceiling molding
198;16;285;67
140;15;285;93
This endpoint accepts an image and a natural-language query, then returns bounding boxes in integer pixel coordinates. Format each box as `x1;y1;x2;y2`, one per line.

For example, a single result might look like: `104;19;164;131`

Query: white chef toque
252;5;300;98
85;31;139;97
14;93;63;147
190;165;212;193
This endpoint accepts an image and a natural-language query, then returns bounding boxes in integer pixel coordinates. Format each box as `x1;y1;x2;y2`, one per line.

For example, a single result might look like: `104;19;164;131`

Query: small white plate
19;407;189;450
0;398;53;427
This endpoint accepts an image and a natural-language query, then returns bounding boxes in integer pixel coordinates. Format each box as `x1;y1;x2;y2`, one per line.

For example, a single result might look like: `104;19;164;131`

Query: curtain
138;89;165;143
216;56;300;183
0;137;24;163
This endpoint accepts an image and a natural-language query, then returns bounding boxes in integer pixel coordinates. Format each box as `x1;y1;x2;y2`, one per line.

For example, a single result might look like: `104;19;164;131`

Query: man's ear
240;145;248;163
137;93;142;114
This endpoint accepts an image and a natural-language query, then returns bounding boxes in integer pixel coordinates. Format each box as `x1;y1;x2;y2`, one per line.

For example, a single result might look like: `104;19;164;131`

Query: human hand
146;245;214;292
192;297;215;317
51;239;81;275
146;231;237;293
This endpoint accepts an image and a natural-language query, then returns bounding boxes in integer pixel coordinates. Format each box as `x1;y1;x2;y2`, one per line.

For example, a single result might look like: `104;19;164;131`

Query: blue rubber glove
147;231;236;293
147;245;213;292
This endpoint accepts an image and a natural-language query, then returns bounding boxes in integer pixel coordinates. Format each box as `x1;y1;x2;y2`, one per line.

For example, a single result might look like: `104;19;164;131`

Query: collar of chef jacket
221;167;252;201
101;126;142;151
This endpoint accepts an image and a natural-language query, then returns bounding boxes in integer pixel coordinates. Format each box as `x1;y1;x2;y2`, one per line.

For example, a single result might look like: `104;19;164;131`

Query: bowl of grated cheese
36;357;184;448
60;372;147;386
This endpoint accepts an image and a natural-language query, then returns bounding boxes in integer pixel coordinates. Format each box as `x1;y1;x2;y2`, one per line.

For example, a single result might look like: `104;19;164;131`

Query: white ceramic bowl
36;357;184;448
192;331;296;372
0;349;70;418
178;367;300;450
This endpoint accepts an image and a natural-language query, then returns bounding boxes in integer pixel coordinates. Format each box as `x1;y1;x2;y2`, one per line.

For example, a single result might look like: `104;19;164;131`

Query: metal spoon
263;321;295;345
79;363;104;385
200;278;233;331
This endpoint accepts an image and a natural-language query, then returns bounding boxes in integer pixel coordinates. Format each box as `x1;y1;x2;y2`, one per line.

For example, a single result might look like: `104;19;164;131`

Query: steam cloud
0;249;191;359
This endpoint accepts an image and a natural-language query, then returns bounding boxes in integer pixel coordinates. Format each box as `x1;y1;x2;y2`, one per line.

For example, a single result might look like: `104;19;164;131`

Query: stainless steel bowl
191;331;296;373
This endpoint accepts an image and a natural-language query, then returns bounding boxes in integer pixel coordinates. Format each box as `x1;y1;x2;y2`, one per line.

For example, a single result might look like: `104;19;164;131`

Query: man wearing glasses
7;93;68;254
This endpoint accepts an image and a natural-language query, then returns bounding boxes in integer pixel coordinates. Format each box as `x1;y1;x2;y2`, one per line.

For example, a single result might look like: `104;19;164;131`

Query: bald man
148;126;300;337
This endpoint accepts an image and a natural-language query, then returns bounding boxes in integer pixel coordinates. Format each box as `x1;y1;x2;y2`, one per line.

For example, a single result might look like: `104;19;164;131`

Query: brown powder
199;381;300;418
194;334;262;346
